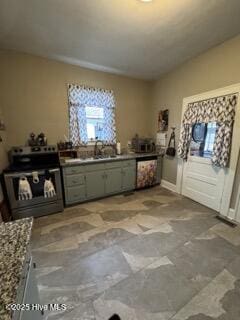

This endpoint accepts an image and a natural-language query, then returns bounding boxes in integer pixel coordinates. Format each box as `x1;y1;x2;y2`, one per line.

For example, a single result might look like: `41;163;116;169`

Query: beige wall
151;35;240;184
1;35;240;207
0;50;152;151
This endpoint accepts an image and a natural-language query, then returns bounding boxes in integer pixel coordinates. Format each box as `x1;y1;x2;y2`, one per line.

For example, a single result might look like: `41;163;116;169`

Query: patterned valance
182;94;237;125
68;84;115;109
178;93;238;167
68;84;116;146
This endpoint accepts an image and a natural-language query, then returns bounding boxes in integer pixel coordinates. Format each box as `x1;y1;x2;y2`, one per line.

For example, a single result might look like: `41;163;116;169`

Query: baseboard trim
217;213;238;227
161;179;178;193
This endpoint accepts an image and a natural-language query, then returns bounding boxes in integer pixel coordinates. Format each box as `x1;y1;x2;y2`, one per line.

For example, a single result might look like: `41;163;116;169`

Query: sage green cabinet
62;158;137;206
122;166;136;191
65;174;85;187
85;170;105;199
67;185;86;203
105;168;122;195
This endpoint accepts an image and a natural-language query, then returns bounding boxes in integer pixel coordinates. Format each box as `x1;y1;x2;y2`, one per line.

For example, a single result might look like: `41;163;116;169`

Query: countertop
0;218;33;320
61;152;164;167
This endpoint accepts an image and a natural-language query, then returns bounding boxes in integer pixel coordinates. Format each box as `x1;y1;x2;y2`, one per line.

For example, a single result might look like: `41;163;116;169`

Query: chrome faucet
94;140;104;157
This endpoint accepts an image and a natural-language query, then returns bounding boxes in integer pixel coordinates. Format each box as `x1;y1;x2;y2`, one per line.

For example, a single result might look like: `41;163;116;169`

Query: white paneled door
182;155;226;211
177;83;240;219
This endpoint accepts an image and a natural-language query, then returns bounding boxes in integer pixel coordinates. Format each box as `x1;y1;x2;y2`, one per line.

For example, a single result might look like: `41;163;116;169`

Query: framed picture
158;109;169;132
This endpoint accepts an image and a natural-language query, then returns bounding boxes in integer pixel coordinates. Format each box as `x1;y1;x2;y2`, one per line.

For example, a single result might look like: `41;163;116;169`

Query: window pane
85;105;104;141
190;122;217;158
85;106;104;119
87;123;96;140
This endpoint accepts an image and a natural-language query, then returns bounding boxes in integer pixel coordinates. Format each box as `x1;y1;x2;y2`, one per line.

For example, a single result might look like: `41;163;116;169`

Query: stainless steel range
3;146;64;219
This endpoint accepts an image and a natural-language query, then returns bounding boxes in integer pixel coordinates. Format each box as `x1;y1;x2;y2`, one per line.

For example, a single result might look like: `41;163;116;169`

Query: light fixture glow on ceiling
140;0;153;2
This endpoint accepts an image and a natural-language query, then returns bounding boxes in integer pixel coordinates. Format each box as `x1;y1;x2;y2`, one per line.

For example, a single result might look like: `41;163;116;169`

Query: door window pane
204;122;217;156
190;122;217;158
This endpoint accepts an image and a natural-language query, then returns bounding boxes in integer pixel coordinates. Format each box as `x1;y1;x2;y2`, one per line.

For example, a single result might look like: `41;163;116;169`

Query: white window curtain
178;93;238;167
68;84;116;146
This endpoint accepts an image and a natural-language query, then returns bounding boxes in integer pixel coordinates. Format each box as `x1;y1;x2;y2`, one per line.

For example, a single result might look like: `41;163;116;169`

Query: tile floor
31;186;240;320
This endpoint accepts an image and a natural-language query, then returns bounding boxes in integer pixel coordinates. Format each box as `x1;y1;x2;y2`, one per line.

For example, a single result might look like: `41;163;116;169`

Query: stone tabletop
61;152;164;167
0;218;33;320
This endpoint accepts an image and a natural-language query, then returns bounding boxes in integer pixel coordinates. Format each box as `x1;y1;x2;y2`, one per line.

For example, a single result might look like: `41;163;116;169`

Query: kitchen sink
64;154;118;163
93;154;117;159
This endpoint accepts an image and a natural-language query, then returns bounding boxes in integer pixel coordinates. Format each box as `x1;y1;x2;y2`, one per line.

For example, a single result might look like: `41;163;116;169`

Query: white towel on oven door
44;178;56;198
18;176;33;200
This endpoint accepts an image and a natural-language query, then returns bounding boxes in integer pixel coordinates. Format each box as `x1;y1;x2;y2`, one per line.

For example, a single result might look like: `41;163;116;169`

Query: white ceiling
1;0;240;80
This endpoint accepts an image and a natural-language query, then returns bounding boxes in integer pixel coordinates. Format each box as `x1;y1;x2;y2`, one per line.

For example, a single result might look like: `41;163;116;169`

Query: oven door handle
4;168;60;178
48;169;60;173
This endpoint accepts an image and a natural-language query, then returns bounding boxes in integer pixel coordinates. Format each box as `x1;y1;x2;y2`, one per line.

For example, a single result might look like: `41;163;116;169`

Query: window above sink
68;84;116;146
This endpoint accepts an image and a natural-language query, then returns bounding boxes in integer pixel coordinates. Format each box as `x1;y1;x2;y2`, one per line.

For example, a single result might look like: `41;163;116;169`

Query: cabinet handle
33;262;37;269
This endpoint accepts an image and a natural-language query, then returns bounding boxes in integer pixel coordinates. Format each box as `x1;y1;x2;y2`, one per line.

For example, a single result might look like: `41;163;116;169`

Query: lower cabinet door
86;170;105;199
66;185;86;204
122;166;136;191
105;168;122;195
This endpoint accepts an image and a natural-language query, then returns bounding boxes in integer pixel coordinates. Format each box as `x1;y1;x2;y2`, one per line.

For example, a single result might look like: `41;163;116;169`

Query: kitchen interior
1;1;240;320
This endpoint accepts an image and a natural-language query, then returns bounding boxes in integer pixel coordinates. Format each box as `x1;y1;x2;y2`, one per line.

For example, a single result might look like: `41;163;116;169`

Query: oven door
4;168;62;210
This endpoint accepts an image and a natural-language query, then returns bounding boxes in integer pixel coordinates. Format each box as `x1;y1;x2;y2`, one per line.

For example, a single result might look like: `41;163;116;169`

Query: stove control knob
52;147;55;151
48;147;51;151
19;148;23;152
44;147;47;151
14;149;18;153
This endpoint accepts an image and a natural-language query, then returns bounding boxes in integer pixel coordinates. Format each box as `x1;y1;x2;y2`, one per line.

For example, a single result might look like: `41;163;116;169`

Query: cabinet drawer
121;160;136;168
66;185;86;203
65;174;85;187
105;161;122;169
64;165;84;175
85;163;105;172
